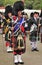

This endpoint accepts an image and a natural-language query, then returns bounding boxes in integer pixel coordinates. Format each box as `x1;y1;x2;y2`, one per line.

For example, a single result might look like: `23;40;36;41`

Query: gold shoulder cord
6;19;10;23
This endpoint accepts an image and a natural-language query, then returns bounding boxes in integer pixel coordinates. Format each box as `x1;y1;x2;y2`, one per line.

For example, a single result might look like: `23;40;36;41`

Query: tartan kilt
29;31;37;41
11;36;26;53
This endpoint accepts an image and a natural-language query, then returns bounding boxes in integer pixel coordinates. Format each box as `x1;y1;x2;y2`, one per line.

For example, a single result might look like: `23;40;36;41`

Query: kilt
11;36;26;54
29;31;37;42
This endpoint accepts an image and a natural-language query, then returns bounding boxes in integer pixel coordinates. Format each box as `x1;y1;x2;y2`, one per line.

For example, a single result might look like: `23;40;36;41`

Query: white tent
23;9;41;18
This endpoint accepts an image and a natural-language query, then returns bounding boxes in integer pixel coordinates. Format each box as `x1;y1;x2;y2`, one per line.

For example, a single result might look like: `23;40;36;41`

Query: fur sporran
17;34;25;50
11;33;25;50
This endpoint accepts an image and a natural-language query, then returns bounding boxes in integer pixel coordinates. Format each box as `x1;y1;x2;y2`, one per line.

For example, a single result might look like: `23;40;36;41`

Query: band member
40;9;42;43
0;12;4;34
28;12;39;51
12;1;26;64
40;18;42;43
22;12;29;32
4;5;13;52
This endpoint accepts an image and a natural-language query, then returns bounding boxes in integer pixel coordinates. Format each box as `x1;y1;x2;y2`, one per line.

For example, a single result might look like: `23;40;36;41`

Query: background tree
0;0;42;9
25;0;42;9
0;0;4;6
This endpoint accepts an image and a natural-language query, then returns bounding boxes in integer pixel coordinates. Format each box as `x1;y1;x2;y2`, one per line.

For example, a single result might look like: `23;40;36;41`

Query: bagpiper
40;9;42;43
12;1;26;64
4;5;13;52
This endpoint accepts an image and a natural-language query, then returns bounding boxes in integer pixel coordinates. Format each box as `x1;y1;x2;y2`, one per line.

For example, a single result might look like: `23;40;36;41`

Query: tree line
0;0;42;9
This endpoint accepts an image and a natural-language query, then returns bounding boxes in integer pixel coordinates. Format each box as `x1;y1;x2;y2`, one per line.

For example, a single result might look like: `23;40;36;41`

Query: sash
14;18;24;34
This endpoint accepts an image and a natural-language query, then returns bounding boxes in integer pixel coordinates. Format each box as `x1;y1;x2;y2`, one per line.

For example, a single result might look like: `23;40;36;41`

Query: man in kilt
28;12;39;51
40;9;42;43
12;1;26;64
4;5;13;52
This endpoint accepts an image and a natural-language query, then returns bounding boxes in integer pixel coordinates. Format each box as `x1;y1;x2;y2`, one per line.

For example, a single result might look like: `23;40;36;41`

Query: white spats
14;55;18;64
7;46;13;52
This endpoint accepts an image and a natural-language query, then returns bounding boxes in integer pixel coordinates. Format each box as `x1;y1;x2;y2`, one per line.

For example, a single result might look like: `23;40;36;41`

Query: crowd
0;1;42;65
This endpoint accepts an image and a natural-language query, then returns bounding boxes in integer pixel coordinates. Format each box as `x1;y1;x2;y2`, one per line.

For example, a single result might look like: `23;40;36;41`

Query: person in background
28;12;39;51
30;12;34;18
0;12;4;34
39;9;42;43
22;12;29;32
0;12;2;28
4;5;13;52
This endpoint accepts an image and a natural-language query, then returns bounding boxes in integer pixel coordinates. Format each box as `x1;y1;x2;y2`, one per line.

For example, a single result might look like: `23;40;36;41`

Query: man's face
34;13;37;18
34;13;39;19
8;13;12;17
36;14;39;19
18;11;23;17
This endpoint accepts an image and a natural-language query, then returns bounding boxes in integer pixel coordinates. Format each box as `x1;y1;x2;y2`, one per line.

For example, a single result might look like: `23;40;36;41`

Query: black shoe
18;62;24;64
7;51;13;53
34;48;39;51
14;62;18;65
